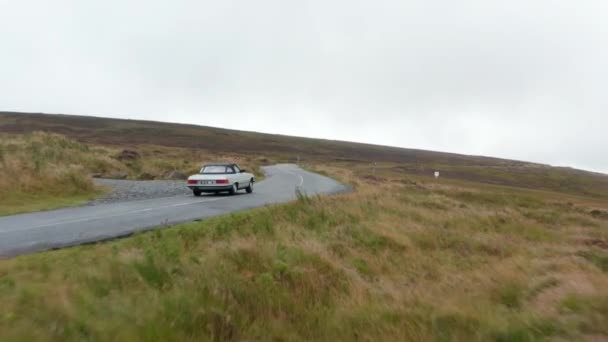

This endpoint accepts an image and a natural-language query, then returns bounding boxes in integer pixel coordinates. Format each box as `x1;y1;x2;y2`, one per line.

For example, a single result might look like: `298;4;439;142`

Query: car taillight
187;179;198;184
216;179;229;184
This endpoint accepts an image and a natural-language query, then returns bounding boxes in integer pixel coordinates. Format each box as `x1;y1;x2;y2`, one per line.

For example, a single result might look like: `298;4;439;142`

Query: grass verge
1;165;607;340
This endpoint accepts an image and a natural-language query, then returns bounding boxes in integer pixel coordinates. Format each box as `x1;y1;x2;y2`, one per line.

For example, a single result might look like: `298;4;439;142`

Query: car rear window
201;165;232;174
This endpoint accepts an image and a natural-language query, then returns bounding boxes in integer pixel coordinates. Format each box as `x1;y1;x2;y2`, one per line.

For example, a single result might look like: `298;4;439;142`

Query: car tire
246;179;254;193
229;184;237;195
193;190;202;197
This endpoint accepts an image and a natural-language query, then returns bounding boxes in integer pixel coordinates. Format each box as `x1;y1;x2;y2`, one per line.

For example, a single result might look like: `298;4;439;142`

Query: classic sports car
186;163;255;196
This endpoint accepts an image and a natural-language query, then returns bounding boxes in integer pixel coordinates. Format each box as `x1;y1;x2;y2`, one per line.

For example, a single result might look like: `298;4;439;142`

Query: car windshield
200;165;233;174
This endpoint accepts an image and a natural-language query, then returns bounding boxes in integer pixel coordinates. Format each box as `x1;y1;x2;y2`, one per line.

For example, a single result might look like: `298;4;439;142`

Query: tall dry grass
0;162;607;340
0;132;97;196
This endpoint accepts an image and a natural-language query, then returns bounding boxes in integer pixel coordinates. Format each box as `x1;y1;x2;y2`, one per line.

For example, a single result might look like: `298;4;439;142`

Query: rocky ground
90;178;192;205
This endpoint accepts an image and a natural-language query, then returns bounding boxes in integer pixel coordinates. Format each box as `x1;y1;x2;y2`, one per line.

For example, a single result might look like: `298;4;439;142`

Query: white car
186;163;255;196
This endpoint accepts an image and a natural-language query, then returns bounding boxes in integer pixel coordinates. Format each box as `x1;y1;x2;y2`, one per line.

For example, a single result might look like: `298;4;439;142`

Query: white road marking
283;168;304;187
0;197;226;233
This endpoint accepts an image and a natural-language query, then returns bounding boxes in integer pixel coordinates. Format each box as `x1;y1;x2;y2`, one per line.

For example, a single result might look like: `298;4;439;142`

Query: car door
232;165;248;186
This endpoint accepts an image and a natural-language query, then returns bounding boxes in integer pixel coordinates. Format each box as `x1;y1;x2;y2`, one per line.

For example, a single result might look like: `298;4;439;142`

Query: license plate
201;180;213;185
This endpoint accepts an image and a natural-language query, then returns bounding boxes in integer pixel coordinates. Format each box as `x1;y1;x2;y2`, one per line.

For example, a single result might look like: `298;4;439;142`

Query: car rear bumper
188;185;233;192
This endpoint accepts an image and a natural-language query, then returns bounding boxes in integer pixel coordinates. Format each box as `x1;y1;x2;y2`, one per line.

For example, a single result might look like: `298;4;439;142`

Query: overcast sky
1;1;607;172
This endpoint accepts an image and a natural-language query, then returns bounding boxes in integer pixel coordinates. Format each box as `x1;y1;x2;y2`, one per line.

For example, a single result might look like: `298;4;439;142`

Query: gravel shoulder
90;178;191;205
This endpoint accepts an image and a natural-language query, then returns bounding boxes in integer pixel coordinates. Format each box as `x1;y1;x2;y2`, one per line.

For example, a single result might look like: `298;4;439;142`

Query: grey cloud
1;0;606;172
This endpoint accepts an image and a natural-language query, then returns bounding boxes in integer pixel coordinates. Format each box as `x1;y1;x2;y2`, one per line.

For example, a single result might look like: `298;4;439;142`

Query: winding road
0;164;347;257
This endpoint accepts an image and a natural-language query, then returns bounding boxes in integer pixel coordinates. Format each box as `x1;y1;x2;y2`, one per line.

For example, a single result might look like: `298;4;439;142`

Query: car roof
203;163;237;167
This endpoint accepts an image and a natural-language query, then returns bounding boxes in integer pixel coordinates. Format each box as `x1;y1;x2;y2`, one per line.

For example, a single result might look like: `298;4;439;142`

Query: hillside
1;111;608;340
0;111;496;163
1;111;608;199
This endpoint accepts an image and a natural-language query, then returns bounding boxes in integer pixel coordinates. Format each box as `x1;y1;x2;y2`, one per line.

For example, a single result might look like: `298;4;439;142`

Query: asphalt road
0;164;348;257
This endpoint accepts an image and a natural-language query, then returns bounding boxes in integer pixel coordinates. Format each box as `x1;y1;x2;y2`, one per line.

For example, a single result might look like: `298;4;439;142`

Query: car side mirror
240;169;247;173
